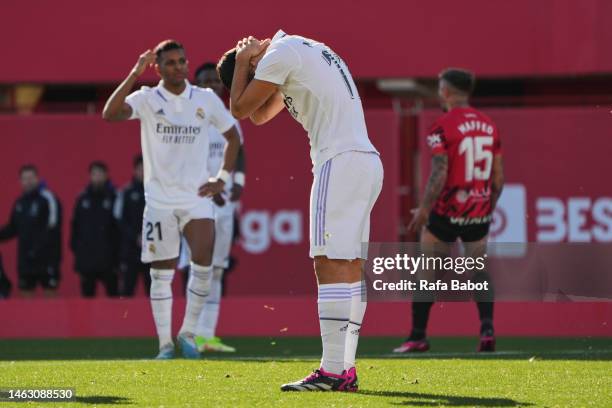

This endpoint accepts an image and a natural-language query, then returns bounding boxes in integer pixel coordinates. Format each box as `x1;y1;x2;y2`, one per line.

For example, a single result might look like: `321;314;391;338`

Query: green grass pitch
0;337;610;407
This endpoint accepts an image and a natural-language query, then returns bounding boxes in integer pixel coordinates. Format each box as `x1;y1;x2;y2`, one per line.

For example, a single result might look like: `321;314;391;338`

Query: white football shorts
309;151;383;260
141;198;215;263
177;200;235;269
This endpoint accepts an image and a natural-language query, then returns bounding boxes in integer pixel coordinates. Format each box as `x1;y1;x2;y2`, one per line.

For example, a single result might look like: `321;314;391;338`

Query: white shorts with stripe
309;151;383;260
177;200;235;269
141;198;215;263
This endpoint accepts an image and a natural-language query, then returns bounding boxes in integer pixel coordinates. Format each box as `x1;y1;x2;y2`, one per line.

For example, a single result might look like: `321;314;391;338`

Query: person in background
393;68;503;353
71;161;119;297
0;165;62;297
0;253;12;299
115;155;150;296
189;61;248;353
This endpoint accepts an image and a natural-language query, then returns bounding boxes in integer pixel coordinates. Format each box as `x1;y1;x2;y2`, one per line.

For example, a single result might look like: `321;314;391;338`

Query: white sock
318;283;351;375
195;267;223;338
149;268;175;349
179;262;212;335
345;280;367;370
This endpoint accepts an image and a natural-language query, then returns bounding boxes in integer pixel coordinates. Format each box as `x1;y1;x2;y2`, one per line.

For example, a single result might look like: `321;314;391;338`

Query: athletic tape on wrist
216;169;231;184
233;172;245;187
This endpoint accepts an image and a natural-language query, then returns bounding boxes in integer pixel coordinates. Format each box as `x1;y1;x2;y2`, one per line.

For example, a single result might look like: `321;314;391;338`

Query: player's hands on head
229;184;243;202
235;36;271;62
408;207;429;233
131;50;156;77
198;179;225;198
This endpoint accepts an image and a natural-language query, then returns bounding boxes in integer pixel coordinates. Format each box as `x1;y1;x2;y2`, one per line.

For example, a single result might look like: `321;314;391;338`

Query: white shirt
255;30;378;172
126;81;236;209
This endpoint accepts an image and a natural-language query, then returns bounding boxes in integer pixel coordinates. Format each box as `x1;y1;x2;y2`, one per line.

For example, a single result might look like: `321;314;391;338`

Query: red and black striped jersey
426;107;502;221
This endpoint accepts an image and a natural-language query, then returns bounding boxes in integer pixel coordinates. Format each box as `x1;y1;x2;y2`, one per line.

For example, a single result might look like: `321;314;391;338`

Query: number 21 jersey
426;107;502;219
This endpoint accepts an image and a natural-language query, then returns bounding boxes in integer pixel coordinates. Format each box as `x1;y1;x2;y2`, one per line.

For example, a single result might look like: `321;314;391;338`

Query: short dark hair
154;40;184;62
19;164;38;176
217;48;237;90
89;161;108;173
133;154;143;168
439;68;475;95
194;62;217;81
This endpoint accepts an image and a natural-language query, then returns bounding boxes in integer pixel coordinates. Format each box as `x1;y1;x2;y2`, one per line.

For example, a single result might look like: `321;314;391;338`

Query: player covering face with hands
218;31;384;391
102;40;241;359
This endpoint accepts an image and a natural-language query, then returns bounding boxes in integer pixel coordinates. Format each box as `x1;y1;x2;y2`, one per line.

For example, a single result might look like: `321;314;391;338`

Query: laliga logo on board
489;207;508;239
488;184;527;257
488;184;527;243
240;210;303;254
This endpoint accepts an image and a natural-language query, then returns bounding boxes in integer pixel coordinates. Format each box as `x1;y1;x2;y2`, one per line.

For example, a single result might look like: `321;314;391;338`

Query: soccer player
102;40;241;359
186;62;247;353
217;31;384;391
393;68;504;353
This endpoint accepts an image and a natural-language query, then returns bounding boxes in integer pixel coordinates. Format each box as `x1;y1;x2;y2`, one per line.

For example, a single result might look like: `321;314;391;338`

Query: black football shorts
427;212;490;243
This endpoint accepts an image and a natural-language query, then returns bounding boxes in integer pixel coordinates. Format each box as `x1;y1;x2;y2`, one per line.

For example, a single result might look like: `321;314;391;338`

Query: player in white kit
218;31;384;391
177;62;247;353
102;40;241;359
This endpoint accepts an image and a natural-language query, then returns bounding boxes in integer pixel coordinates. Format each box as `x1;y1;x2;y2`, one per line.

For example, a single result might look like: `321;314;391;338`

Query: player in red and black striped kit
394;68;504;353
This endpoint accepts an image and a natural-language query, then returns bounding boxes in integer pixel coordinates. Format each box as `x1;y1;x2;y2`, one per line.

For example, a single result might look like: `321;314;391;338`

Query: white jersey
126;81;236;209
255;30;378;171
207;121;243;194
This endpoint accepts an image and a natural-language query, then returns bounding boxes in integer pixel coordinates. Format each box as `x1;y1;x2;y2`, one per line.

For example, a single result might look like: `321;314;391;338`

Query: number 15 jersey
426;107;502;219
254;30;378;172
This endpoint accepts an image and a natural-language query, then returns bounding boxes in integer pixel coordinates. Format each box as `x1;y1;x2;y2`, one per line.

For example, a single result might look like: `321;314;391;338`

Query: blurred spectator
0;165;62;297
70;161;119;297
114;155;150;296
0;253;13;299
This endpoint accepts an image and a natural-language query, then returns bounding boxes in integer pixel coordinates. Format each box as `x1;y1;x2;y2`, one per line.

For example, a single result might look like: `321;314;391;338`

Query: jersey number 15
458;136;493;182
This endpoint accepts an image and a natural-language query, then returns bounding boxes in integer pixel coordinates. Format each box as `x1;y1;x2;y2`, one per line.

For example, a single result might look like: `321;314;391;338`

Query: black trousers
79;268;118;298
121;261;151;297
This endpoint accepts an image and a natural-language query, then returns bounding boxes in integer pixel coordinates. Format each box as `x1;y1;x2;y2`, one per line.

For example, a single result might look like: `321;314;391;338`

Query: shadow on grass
75;395;132;405
359;390;532;407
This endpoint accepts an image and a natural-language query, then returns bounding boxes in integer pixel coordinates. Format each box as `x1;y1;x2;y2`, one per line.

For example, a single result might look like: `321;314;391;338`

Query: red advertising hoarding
0;110;399;297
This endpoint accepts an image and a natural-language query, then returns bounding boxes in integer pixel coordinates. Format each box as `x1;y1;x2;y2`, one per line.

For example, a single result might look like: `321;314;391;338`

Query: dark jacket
70;183;119;272
0;186;62;276
114;179;145;264
0;253;12;298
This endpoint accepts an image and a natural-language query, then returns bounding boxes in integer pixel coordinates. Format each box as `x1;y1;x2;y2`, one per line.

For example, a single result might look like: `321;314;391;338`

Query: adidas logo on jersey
155;109;165;116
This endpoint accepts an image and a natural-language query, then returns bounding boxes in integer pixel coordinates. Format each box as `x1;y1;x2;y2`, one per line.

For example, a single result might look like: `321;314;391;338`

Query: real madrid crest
196;107;205;120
